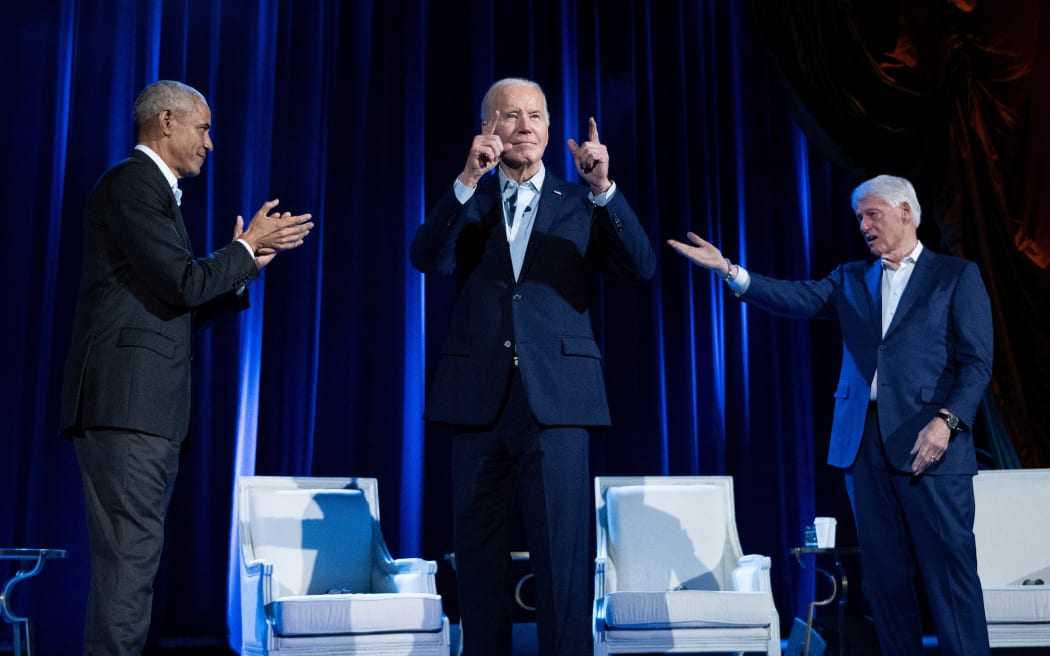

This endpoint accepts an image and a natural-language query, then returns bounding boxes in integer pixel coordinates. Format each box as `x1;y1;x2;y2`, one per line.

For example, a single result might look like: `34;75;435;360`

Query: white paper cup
814;516;837;548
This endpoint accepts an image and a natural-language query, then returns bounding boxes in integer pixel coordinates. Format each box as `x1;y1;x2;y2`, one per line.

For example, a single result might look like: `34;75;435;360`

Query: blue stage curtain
7;1;1043;653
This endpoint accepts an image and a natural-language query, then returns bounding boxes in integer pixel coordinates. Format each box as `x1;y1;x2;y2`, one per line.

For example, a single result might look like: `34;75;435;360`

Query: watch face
940;412;959;430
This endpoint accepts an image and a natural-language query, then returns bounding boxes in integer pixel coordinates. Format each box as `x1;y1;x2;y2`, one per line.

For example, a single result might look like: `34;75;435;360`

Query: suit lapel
478;175;515;279
477;174;503;226
518;174;567;280
131;150;194;253
884;249;936;338
171;200;192;252
865;259;882;328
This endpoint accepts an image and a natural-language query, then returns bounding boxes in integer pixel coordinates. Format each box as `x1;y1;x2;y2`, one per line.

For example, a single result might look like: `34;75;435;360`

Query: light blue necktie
172;184;182;206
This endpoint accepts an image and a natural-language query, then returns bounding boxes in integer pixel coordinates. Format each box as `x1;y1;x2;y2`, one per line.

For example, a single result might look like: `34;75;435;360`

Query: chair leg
593;638;608;656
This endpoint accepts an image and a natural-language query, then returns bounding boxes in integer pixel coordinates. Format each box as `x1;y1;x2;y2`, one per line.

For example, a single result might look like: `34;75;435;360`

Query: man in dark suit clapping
60;80;313;655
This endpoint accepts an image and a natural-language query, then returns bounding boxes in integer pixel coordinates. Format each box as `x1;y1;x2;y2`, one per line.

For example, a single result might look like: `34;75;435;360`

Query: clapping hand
234;199;313;270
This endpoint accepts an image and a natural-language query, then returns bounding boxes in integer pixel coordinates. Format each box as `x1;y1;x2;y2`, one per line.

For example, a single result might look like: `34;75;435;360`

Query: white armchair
972;468;1050;648
593;476;780;655
238;476;450;656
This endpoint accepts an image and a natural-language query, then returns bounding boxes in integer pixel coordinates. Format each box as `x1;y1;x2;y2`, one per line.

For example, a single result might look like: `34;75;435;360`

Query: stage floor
115;625;1047;656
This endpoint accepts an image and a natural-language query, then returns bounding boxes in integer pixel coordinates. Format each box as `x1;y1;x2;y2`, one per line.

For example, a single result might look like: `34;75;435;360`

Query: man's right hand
237;199;314;257
667;232;731;275
457;111;506;188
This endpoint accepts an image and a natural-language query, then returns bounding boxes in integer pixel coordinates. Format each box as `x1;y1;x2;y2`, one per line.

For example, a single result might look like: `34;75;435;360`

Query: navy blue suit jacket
410;171;656;427
61;150;257;441
742;248;993;473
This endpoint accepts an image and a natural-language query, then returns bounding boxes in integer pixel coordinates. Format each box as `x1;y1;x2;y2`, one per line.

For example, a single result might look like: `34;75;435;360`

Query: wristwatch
720;257;739;282
936;410;960;433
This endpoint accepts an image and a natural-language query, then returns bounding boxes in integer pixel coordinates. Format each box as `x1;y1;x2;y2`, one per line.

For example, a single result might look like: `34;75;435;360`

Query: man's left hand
234;215;280;269
567;116;611;195
910;416;951;475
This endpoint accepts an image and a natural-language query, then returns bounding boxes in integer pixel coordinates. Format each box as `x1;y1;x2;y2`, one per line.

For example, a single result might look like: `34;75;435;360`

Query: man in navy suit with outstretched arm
411;77;655;656
669;174;993;656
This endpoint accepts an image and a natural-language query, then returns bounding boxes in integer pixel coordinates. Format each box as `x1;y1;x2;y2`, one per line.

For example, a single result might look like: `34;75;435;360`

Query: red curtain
758;0;1050;466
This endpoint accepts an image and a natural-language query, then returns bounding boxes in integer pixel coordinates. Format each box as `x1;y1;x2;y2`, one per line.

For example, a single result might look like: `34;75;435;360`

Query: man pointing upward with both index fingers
411;77;655;656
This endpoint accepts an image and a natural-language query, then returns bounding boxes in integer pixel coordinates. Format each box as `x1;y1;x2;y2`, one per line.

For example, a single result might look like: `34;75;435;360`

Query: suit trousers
75;429;182;656
451;369;592;656
845;405;989;656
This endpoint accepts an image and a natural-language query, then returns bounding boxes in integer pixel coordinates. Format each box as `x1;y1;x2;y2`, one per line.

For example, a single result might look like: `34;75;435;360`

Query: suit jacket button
503;340;512;349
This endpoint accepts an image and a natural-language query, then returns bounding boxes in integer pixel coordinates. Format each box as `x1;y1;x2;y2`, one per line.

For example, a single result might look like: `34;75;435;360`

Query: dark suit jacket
60;149;258;441
742;248;993;473
410;171;656;427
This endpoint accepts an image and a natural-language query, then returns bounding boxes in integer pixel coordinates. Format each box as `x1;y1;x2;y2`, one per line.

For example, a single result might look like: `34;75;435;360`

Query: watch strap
936;410;960;432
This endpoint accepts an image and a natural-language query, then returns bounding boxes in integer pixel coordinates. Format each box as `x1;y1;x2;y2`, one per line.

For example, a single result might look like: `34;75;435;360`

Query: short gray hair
480;77;550;126
851;174;922;227
133;80;206;129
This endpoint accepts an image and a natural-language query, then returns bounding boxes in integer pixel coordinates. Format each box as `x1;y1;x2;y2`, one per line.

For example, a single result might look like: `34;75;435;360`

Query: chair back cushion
973;469;1050;586
973;469;1050;628
606;483;736;592
246;488;374;596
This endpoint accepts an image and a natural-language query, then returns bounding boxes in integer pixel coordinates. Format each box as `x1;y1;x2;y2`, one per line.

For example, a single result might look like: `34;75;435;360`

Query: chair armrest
594;556;607;600
374;558;439;594
243;558;274;578
732;554;773;593
393;558;438;574
240;558;279;651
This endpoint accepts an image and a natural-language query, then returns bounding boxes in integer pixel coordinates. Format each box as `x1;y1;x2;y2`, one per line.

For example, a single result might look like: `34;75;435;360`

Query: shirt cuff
589;181;617;207
235;238;255;258
454;177;476;205
727;266;751;295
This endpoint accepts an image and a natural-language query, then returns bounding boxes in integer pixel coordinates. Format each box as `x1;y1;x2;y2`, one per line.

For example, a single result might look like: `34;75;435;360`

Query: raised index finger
588;116;600;143
484;110;500;136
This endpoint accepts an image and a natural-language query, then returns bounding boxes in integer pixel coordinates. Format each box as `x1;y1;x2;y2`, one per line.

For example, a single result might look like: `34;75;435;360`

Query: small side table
790;546;861;656
1;548;69;656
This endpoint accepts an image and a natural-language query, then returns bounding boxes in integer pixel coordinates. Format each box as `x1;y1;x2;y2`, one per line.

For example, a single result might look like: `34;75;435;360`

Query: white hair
480;77;550;126
851;174;921;227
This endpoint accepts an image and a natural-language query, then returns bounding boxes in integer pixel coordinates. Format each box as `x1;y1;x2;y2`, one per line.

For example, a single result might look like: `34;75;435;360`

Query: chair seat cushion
273;592;444;636
983;585;1050;623
603;590;772;629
